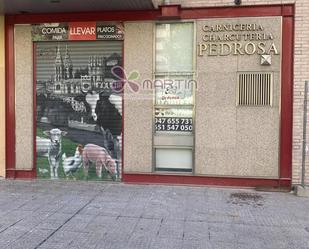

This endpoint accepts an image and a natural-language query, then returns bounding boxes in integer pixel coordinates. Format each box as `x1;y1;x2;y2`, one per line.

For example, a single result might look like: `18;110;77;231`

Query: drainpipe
301;81;308;187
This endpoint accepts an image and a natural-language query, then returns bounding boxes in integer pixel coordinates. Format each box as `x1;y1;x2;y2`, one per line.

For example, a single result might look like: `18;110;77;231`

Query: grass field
36;128;115;181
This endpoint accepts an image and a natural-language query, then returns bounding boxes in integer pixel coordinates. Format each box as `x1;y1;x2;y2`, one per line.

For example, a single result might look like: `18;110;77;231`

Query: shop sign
154;79;194;106
32;22;124;41
155;108;193;132
155;117;193;132
96;24;124;40
154;78;194;133
32;23;69;41
68;22;96;40
198;22;279;57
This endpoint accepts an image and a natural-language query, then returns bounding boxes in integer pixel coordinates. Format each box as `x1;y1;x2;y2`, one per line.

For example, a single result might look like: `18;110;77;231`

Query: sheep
37;128;67;179
82;143;116;181
62;144;83;178
36;136;50;157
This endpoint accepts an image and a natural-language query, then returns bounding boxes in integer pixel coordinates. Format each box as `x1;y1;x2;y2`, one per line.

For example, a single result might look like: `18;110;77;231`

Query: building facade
0;0;308;189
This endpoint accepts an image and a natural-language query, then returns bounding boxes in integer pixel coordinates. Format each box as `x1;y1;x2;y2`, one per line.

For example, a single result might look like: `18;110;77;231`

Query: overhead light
50;0;61;3
234;0;242;5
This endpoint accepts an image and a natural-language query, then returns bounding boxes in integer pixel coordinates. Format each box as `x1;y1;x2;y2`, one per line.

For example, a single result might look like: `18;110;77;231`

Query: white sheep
36;128;67;179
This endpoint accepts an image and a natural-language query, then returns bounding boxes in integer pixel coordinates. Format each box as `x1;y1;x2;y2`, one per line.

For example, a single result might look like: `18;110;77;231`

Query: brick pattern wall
153;0;309;185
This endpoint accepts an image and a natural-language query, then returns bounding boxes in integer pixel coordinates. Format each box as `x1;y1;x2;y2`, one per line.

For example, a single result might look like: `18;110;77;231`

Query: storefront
4;3;296;187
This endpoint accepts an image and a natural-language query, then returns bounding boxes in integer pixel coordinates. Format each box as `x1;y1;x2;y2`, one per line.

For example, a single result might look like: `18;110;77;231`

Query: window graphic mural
35;41;123;181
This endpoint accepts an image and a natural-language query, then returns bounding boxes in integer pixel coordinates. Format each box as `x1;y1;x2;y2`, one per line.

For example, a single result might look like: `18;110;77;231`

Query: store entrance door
35;41;123;181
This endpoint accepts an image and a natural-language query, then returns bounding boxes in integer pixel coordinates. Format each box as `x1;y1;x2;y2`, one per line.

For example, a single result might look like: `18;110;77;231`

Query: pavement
0;180;308;249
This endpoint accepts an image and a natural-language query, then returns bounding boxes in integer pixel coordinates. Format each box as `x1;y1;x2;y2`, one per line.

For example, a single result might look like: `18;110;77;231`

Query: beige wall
14;25;33;170
0;16;5;177
195;17;282;178
123;17;282;178
13;21;156;174
123;22;154;173
152;0;309;184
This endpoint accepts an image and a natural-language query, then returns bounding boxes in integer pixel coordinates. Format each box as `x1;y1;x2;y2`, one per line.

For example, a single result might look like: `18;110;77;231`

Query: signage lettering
198;22;280;57
97;26;115;33
32;22;124;41
202;23;264;32
69;22;96;40
155;117;193;132
69;27;96;36
198;42;279;56
41;27;67;35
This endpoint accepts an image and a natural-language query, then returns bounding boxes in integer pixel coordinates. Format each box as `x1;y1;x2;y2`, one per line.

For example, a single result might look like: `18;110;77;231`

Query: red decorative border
279;13;294;180
5;5;293;24
5;21;15;172
123;173;291;188
5;4;294;188
32;43;37;178
6;169;36;179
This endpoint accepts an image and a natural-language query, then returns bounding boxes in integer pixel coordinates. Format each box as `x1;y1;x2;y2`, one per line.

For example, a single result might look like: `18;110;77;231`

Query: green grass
36;127;115;181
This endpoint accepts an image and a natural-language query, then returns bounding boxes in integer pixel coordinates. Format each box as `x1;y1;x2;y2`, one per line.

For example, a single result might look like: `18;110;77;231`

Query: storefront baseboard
122;173;291;188
5;169;291;188
6;169;36;179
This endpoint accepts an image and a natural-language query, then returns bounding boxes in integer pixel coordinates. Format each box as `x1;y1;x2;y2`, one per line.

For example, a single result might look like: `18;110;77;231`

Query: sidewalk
0;180;308;249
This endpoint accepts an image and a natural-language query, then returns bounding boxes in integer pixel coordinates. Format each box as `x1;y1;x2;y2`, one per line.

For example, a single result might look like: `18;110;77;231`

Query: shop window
155;107;193;133
155;148;193;172
154;22;195;172
155;75;194;106
155;22;194;73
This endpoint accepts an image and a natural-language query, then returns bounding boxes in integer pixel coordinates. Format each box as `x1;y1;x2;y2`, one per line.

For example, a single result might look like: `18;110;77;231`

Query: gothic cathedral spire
63;45;73;79
54;44;63;81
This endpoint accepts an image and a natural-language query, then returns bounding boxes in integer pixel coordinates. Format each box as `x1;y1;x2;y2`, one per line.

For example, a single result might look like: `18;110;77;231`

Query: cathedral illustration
50;44;121;95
